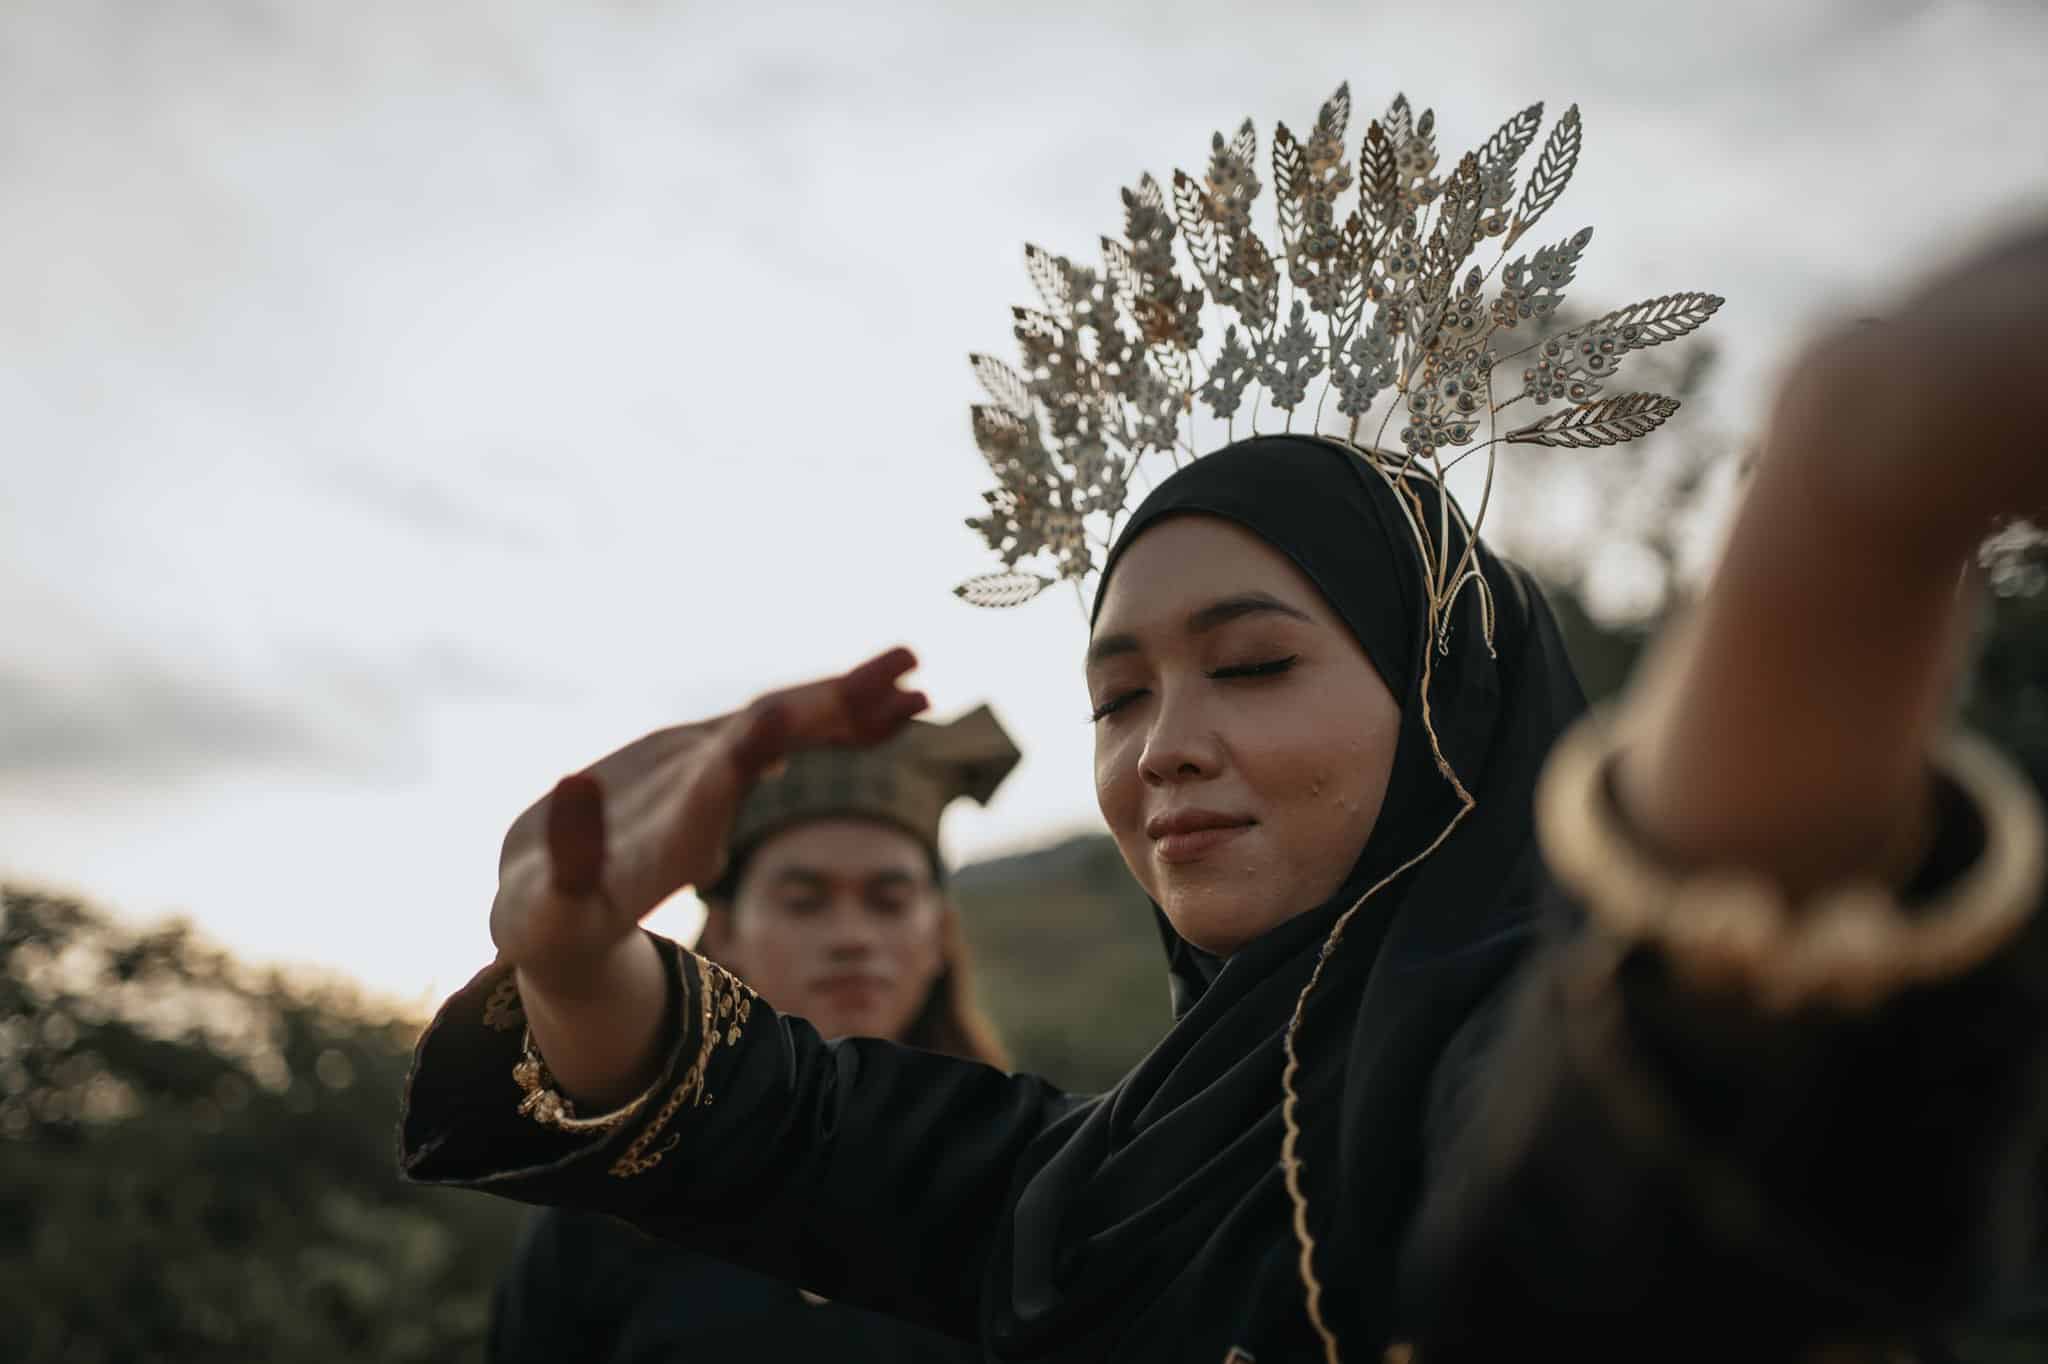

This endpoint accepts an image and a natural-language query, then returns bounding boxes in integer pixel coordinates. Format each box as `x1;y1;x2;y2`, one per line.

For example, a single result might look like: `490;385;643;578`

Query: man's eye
779;899;827;916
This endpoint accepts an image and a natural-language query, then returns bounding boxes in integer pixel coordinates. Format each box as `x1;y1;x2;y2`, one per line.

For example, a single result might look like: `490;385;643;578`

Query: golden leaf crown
957;85;1722;647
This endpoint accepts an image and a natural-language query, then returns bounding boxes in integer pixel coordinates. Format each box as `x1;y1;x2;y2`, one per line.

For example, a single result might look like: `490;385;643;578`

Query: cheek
732;916;811;986
913;922;946;981
1243;696;1395;867
1093;728;1140;830
880;913;947;1015
1094;729;1159;895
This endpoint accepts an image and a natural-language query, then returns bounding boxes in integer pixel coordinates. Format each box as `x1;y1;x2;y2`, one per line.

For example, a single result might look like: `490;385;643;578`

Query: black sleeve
1402;772;2048;1362
486;1209;636;1364
400;935;1068;1340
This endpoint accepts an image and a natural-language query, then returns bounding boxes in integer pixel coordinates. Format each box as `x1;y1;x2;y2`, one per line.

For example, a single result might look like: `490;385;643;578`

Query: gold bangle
1536;711;2046;1013
512;1027;653;1135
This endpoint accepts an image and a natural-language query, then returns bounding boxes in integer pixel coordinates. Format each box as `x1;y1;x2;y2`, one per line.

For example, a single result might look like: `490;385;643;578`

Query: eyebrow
766;867;925;891
1087;591;1314;665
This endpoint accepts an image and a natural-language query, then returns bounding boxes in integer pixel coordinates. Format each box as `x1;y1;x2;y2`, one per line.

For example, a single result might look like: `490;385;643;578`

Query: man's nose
820;898;882;956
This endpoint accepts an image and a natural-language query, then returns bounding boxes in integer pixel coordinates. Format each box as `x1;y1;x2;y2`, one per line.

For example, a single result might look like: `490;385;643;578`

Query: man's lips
809;973;892;1001
1146;810;1256;864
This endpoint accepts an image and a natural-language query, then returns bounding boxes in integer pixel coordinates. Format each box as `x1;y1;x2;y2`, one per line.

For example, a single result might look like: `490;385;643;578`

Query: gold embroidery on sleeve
481;971;525;1031
609;954;755;1178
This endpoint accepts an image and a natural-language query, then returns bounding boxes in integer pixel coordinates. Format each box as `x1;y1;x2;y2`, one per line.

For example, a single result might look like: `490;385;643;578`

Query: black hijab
981;435;1586;1361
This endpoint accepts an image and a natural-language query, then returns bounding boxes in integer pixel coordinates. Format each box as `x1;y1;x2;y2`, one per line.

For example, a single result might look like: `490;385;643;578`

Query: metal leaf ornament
1505;392;1683;448
958;84;1722;643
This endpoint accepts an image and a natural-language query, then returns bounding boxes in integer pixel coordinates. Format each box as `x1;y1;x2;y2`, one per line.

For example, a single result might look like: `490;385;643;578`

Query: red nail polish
547;774;606;896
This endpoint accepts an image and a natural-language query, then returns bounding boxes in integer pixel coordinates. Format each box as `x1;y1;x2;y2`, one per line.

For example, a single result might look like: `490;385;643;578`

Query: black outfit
403;437;2048;1362
488;1207;974;1364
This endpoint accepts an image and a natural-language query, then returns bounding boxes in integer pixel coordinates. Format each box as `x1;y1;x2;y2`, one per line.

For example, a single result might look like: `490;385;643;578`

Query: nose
1137;686;1222;788
820;896;882;960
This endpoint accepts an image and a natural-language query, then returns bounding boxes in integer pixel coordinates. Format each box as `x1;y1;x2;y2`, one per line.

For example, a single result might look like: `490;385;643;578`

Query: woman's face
1088;515;1401;955
708;817;947;1042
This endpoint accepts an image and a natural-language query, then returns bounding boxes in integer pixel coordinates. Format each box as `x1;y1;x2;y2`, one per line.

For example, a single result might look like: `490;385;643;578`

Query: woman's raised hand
1775;222;2048;557
491;647;928;1001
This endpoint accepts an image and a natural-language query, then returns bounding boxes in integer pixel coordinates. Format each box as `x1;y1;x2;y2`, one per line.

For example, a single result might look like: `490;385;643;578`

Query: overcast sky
5;0;2045;1006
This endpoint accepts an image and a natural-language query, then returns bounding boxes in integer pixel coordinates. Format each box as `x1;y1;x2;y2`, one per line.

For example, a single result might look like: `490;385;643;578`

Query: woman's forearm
1616;225;2048;896
516;931;671;1111
1615;389;1979;897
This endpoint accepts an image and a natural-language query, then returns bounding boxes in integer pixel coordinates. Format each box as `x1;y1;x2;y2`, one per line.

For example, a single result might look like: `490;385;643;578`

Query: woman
402;91;2048;1362
487;709;1017;1364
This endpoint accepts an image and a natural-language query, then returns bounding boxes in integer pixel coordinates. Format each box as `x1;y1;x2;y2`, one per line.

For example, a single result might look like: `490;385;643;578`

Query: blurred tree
0;887;523;1364
952;834;1165;1091
1967;524;2048;788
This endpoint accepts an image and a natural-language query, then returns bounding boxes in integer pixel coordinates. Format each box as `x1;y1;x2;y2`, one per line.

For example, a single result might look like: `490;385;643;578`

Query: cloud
0;662;350;783
0;640;548;789
321;462;545;550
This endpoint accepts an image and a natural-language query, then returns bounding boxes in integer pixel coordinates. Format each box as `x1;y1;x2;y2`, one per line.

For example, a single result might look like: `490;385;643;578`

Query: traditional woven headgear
726;704;1020;866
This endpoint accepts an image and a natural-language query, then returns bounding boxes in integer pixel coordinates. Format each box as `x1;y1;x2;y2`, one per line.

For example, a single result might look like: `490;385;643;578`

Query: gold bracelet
1536;711;2046;1013
512;1027;654;1135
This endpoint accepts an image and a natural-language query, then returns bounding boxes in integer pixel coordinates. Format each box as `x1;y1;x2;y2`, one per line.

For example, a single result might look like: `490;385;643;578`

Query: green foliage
0;887;521;1364
953;834;1168;1091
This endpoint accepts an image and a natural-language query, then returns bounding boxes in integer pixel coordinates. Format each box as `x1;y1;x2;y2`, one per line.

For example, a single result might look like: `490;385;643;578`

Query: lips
809;973;891;1003
1146;809;1256;864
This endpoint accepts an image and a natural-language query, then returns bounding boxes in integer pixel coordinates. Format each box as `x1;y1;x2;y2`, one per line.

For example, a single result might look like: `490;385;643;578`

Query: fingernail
853;646;917;688
547;774;606;897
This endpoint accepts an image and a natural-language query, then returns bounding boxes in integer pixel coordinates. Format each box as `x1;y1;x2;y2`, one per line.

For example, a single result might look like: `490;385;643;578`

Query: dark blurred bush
0;887;523;1363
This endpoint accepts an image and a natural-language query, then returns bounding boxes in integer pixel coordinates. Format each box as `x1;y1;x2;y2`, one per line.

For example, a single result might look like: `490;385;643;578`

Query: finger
838;647;925;737
839;646;920;713
847;687;930;744
546;773;607;898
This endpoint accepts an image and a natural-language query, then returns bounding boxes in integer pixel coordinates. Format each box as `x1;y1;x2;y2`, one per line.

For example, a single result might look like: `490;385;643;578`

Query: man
487;705;1018;1364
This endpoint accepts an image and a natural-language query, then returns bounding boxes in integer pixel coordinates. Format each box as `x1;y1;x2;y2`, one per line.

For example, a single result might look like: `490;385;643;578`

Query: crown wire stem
1493;329;1558;367
1437;432;1507;479
1312;296;1363;437
1372;401;1412;480
1475;239;1513;290
1438;449;1495;637
1427;447;1455;604
1371;458;1446;638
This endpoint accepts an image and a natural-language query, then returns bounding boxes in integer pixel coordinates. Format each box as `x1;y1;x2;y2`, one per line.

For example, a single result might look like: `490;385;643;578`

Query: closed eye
1090;655;1296;722
1088;689;1147;723
1206;655;1299;680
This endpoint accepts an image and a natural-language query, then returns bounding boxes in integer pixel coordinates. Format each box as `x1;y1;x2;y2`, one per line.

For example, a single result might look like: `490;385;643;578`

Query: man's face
711;817;947;1043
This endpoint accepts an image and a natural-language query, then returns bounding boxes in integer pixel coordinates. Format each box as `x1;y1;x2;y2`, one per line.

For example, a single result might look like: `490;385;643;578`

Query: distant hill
950;833;1167;1093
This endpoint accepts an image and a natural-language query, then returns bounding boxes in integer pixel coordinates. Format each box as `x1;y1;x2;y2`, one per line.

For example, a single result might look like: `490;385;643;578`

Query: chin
803;1003;890;1043
1157;896;1286;957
